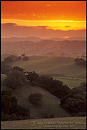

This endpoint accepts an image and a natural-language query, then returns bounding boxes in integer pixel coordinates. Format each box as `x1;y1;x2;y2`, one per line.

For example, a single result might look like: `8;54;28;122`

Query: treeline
60;82;86;116
2;54;29;64
1;54;29;74
26;71;86;116
26;71;71;99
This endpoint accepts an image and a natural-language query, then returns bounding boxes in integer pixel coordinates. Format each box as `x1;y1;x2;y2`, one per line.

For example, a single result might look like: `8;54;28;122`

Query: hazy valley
1;37;86;57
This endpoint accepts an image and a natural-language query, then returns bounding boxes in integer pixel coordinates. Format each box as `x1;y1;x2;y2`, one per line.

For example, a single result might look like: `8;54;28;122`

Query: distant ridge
1;36;86;43
50;37;86;41
1;36;42;42
1;39;86;57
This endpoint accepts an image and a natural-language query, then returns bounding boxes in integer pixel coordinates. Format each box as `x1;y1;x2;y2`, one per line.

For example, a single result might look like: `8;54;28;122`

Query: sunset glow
1;1;86;31
1;19;86;31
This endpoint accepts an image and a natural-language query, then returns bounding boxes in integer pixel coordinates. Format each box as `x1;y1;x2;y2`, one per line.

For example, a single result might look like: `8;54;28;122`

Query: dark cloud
65;26;71;28
1;23;86;39
34;26;48;30
2;23;17;27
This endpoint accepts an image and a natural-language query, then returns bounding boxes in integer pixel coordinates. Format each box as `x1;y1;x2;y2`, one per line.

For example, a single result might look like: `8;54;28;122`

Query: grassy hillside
12;85;71;119
1;72;71;119
11;56;86;88
1;56;86;129
1;117;86;129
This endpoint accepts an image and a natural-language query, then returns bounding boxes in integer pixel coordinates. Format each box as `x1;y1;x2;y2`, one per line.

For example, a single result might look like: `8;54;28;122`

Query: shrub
60;93;86;115
10;66;24;72
26;71;39;84
23;56;29;61
28;93;43;106
1;112;10;121
10;113;17;120
21;54;26;57
74;58;86;67
4;56;13;63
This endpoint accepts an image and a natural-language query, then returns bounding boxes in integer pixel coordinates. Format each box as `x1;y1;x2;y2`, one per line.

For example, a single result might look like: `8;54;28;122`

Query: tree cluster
26;72;71;99
1;64;86;118
60;83;86;116
3;54;29;64
74;58;86;67
1;90;30;121
28;93;43;106
1;54;29;75
2;68;26;89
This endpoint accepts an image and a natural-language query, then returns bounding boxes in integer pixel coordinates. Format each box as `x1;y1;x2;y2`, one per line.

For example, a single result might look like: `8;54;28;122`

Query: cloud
46;4;51;7
1;23;86;39
65;26;71;28
2;23;17;27
35;26;48;29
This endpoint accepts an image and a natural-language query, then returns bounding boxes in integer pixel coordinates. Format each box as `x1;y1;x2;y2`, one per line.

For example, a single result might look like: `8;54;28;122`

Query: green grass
1;56;86;129
54;76;86;88
11;56;86;88
1;117;86;129
1;72;70;118
12;85;71;119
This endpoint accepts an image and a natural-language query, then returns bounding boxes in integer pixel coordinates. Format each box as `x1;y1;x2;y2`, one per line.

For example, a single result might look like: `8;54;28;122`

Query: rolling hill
13;85;71;119
11;56;86;88
1;74;71;128
1;81;71;119
1;36;42;42
1;56;86;129
1;40;86;57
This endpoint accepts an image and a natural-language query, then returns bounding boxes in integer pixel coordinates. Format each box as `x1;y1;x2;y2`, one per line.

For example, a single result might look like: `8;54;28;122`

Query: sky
1;1;86;38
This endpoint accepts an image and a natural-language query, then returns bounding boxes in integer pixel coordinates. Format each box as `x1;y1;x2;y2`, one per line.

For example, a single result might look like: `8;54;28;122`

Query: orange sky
1;1;86;31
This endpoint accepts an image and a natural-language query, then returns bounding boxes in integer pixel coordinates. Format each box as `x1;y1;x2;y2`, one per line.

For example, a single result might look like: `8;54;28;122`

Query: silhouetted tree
23;56;29;61
4;57;13;63
10;66;24;73
28;93;43;106
21;54;26;57
26;71;39;84
75;58;86;67
60;93;86;116
3;70;26;89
